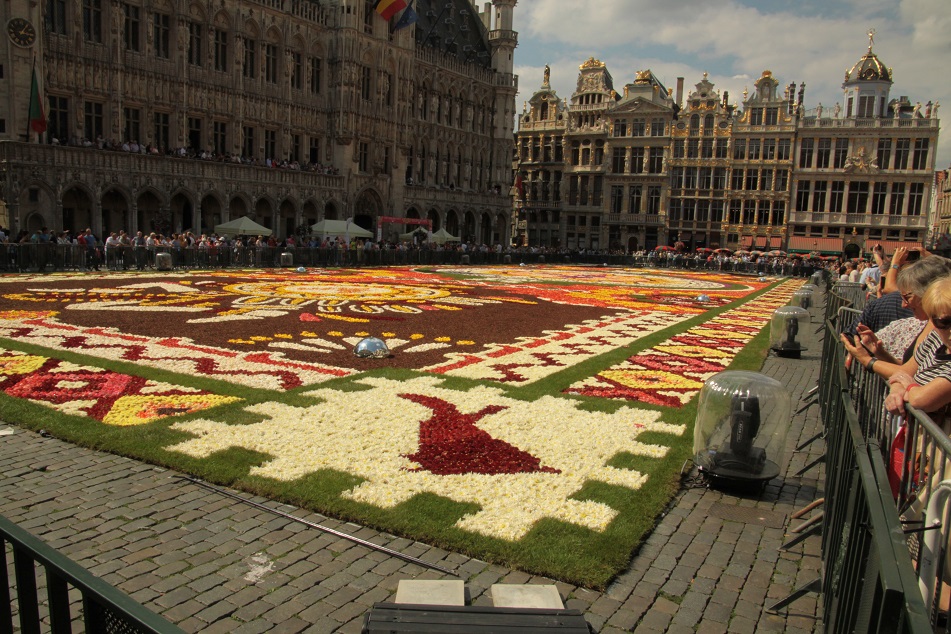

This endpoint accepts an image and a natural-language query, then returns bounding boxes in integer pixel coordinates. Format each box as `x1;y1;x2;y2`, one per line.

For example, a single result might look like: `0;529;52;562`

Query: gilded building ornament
579;57;605;70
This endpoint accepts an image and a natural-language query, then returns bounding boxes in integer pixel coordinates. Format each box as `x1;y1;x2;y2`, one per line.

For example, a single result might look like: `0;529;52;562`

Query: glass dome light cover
790;288;814;309
769;305;810;352
693;371;791;484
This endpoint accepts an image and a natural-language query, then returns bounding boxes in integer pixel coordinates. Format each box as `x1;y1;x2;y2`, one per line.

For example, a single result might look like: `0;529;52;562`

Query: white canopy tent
213;216;272;237
310;219;373;239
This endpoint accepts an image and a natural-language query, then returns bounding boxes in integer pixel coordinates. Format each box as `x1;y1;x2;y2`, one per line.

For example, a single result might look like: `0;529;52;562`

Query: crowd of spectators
49;136;340;175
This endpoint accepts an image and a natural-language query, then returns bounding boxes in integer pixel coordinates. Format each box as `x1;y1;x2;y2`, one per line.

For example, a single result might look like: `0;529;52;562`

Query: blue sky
512;0;950;170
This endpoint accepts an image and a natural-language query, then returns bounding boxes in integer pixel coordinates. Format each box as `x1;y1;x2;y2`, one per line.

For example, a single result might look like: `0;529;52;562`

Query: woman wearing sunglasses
885;275;951;417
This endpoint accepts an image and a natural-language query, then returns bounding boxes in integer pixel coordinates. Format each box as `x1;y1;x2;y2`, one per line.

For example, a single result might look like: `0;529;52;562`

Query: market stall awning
787;236;842;254
768;236;784;249
739;235;754;248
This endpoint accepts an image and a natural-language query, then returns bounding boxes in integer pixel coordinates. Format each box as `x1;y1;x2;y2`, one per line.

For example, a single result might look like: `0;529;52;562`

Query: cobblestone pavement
0;297;825;633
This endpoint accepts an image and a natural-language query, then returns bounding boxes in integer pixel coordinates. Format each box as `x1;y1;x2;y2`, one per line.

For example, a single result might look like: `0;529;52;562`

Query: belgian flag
375;0;407;21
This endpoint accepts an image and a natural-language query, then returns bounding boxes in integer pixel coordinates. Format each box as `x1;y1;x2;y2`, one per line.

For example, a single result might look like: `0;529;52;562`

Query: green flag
28;62;47;134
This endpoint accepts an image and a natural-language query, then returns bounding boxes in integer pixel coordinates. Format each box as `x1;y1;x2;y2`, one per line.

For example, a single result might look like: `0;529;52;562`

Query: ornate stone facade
0;0;517;243
515;37;940;254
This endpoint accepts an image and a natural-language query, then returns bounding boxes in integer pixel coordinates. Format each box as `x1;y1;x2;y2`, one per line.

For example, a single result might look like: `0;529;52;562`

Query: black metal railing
818;321;932;632
1;513;184;633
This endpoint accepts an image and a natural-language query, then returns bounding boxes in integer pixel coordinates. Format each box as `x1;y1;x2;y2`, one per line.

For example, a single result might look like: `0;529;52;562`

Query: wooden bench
362;602;591;633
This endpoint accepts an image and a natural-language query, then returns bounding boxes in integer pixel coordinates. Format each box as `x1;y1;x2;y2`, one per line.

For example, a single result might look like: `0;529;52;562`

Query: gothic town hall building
0;0;518;243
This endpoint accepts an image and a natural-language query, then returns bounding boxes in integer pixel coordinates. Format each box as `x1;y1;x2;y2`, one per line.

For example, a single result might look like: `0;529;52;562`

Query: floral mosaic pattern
168;376;683;541
0;350;239;425
564;280;803;405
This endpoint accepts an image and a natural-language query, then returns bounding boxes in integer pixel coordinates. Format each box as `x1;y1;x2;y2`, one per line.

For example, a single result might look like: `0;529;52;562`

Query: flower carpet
0;266;802;587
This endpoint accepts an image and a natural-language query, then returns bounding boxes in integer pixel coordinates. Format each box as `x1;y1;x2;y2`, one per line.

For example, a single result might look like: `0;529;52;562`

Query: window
816;138;831;169
243;126;254;158
686;139;699;159
877;139;892;170
772;201;785;226
83;101;103;138
828;139;846;170
48;96;69;140
871;182;887;214
214;29;228;71
894;139;910;169
847;181;869;214
610;186;623;213
796;182;810;211
760;169;773;191
757;203;769;226
123;107;140;142
749;108;763;125
632;119;645;137
858;95;875;118
264;43;278;83
363;0;374;33
648;147;664;173
748;140;760;161
777;139;791;161
243;39;257;78
264;129;276;159
733;139;746;160
913;139;930;170
613;120;627;137
213;121;227;154
776;170;789;193
703;114;714;136
153;112;169;149
628;185;642;214
290;52;302;90
611;148;625;173
122;4;139;51
650;118;665;136
745;170;758;190
82;0;101;42
729;201;741;224
309;57;321;94
731;169;744;191
647;186;661;214
698;168;712;190
689;115;700;135
909;183;924;215
701;139;713;159
188;117;202;150
799;139;814;168
47;0;67;35
358;141;369;172
188;22;203;66
829;181;845;213
361;66;372;101
814;181;829;211
716;139;729;159
713;168;727;190
743;202;755;225
309;137;320;164
889;183;905;215
630;148;644;174
762;139;776;161
153;13;169;58
765;107;778;125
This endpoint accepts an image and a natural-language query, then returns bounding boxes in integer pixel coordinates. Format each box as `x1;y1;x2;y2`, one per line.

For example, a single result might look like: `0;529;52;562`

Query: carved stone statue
893;102;901;118
815;103;823;119
543;64;550;87
833;102;841;119
933;102;940;119
913;102;922;118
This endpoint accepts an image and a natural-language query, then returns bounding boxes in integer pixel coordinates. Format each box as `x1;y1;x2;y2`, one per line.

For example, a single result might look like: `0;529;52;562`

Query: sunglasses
901;292;916;303
932;315;951;330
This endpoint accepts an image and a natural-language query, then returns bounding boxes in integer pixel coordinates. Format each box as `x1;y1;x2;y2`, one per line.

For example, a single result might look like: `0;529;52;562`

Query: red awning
739;235;754;248
769;236;783;249
787;236;843;254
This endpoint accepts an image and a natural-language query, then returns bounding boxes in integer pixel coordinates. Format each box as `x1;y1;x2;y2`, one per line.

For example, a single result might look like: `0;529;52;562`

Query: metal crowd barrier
0;243;827;275
830;281;869;313
817;321;932;631
1;513;184;633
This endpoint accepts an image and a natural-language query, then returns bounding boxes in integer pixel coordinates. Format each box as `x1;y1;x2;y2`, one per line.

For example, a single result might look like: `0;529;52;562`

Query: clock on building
7;18;36;47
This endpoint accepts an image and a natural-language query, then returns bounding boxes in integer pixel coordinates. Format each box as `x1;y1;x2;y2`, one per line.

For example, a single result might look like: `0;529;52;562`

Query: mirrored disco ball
354;337;390;359
697;294;711;302
296;266;306;273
